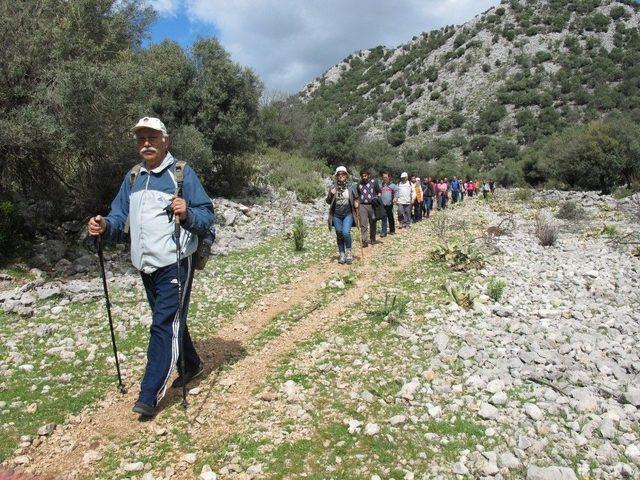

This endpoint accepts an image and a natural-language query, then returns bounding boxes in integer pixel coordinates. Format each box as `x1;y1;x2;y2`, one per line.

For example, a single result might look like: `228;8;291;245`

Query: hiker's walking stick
354;204;365;261
95;236;126;394
174;214;188;409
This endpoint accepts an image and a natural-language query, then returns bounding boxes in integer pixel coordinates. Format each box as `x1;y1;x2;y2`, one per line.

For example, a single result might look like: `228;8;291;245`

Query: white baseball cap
131;117;167;135
335;166;348;175
401;172;408;178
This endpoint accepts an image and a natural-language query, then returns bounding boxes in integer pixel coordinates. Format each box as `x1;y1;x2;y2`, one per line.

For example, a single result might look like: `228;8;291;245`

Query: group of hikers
326;166;496;264
84;115;497;419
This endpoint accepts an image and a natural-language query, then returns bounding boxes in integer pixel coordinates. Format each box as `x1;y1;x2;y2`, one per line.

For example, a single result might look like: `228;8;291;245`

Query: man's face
361;172;369;182
410;176;416;183
382;173;390;183
135;127;167;166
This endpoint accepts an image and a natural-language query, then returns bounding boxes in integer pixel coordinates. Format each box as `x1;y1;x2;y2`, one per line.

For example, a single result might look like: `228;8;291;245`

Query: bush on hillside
0;200;24;262
310;121;358;167
254;149;327;202
556;201;587;220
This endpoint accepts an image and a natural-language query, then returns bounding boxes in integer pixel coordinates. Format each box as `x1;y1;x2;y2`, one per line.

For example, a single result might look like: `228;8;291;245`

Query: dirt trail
12;221;432;479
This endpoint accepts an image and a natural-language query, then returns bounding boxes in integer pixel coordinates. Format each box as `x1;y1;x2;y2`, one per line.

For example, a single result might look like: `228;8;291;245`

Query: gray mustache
140;147;157;155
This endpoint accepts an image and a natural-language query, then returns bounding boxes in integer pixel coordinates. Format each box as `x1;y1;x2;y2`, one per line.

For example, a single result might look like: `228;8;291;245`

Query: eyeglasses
136;135;162;143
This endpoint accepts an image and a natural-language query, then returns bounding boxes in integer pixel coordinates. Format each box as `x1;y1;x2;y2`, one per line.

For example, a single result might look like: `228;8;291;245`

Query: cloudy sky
148;0;500;94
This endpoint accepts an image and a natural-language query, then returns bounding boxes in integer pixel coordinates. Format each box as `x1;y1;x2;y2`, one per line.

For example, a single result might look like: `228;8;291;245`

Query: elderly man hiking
87;117;215;418
397;172;414;228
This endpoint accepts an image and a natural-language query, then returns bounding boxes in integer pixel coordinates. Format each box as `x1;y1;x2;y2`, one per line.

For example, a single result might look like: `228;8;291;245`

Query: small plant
487;277;506;301
602;224;618;237
513;188;533;202
631;245;640;258
369;294;409;324
291;216;307;251
430;240;483;270
583;224;620;239
555;201;587;220
534;211;558;246
445;283;478;309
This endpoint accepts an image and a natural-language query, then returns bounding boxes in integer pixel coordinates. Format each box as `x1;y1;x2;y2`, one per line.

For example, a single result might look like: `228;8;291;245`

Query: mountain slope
300;0;640;153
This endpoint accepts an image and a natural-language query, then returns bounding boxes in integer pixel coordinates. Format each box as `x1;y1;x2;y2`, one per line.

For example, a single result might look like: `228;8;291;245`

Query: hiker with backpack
326;166;359;264
397;172;414;228
379;171;399;237
87;117;214;418
451;176;461;203
466;178;475;198
437;178;448;209
357;168;382;247
481;180;491;200
422;176;435;218
411;175;424;222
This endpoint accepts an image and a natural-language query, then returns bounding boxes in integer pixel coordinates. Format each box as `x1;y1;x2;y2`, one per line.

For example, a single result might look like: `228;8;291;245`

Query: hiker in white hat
396;172;414;228
88;116;215;418
326;166;359;264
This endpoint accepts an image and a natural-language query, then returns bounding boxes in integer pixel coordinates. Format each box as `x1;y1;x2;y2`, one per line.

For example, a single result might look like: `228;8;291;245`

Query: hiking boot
338;252;346;264
171;362;204;389
345;249;353;264
132;401;155;418
371;239;382;245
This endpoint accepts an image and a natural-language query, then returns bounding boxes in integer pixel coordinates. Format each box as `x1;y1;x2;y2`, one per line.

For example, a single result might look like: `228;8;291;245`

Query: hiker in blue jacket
451;176;461;203
88;117;214;418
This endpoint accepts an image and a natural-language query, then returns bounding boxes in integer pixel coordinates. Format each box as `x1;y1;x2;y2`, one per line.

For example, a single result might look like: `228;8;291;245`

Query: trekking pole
173;215;188;409
95;235;127;394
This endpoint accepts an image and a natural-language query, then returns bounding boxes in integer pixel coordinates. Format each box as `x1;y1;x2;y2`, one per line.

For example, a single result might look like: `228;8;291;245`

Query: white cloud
150;0;179;16
182;0;499;93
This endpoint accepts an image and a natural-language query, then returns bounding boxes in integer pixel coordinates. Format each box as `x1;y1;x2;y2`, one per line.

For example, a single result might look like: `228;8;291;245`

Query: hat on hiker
401;172;408;178
335;166;347;176
131;117;168;135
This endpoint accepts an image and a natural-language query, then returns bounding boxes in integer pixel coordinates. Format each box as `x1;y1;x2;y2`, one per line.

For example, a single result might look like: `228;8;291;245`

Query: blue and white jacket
104;153;215;274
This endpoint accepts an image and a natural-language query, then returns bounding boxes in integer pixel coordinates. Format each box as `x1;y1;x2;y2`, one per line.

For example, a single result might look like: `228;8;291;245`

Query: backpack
125;160;216;270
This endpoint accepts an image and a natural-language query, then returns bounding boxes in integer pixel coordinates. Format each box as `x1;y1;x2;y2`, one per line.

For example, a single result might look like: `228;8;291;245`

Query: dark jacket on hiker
326;182;359;230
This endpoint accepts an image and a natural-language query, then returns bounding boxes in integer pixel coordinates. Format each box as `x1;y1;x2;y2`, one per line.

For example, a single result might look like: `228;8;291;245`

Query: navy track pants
139;256;200;406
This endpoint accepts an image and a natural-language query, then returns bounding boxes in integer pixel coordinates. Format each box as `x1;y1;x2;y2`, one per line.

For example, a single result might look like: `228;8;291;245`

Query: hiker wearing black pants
88;117;214;418
357;168;381;247
380;171;398;237
422;177;434;218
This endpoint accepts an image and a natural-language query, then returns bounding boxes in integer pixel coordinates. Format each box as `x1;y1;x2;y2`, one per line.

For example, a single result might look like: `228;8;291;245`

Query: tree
310;120;357;167
0;0;263;225
547;120;634;192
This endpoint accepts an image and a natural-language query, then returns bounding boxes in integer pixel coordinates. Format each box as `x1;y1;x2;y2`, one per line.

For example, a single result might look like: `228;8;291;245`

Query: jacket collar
140;152;175;174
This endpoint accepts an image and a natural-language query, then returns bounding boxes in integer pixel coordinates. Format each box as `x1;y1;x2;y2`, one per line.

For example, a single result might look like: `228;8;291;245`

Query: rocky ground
1;189;639;480
5;188;327;281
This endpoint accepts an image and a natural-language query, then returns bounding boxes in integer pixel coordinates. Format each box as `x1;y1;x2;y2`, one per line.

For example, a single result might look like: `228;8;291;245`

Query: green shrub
430;240;483;270
487;277;507;302
555;201;587;220
255;148;327;202
387;120;407;146
610;6;627;20
445;283;478;309
292;216;307;251
0;201;23;261
513;188;533;202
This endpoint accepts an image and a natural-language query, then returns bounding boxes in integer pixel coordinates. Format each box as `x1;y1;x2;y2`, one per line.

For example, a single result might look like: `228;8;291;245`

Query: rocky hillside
300;0;640;151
